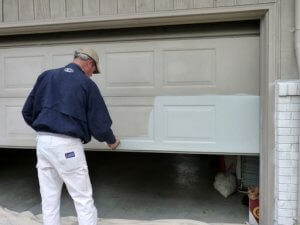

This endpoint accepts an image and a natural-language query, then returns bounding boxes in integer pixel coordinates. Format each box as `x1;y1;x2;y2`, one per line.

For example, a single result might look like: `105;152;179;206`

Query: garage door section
0;35;260;154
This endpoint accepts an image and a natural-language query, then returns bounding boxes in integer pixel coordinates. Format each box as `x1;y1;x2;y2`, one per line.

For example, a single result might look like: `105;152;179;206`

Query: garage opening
0;150;259;224
0;20;261;224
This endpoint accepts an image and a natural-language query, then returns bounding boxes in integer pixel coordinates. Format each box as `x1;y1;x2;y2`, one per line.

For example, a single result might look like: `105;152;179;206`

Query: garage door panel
0;98;36;147
5;105;34;136
4;55;44;88
154;96;259;154
161;37;258;95
163;48;216;86
0;34;260;154
105;51;155;87
52;54;73;68
162;105;216;141
0;36;259;97
99;36;258;96
216;96;260;153
0;48;48;97
0;95;259;154
89;95;259;154
216;38;260;95
109;105;154;139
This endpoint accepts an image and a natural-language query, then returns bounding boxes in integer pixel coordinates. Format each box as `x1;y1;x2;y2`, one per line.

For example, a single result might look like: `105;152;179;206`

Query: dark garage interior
0;149;259;224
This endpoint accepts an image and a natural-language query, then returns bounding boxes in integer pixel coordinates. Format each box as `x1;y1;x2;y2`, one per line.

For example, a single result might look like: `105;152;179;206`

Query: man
22;47;120;225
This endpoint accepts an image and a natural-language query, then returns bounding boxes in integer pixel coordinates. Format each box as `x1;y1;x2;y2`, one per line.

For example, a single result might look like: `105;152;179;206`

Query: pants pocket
57;145;87;173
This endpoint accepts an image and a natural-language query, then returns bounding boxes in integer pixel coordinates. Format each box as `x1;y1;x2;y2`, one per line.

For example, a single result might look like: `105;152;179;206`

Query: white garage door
0;34;260;154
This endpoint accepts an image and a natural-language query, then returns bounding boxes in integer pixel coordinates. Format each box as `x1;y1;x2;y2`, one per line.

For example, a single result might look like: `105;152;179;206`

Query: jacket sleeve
22;73;45;127
22;89;35;127
87;83;116;144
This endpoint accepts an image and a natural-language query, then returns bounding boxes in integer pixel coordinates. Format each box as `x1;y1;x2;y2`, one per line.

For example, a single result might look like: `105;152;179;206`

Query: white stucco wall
276;81;300;225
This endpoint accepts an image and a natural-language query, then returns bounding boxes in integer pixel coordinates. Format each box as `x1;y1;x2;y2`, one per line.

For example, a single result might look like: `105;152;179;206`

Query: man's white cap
75;47;100;73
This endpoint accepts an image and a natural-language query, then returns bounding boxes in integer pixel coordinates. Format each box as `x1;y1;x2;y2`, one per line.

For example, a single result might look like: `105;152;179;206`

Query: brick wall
276;81;300;225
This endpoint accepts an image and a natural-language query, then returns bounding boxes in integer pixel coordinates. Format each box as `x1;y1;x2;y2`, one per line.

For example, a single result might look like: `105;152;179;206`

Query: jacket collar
66;63;85;74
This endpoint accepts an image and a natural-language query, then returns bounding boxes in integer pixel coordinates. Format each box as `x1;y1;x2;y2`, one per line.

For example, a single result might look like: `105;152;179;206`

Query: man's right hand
108;139;120;150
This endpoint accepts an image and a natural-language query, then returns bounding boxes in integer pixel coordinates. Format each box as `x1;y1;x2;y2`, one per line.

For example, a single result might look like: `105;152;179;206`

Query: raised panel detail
155;96;259;153
52;54;73;68
5;106;34;136
109;106;154;139
106;51;154;87
163;105;215;142
163;49;216;86
4;56;44;88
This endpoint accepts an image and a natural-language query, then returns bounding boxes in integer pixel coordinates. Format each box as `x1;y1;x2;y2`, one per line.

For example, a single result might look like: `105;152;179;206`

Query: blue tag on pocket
65;151;75;159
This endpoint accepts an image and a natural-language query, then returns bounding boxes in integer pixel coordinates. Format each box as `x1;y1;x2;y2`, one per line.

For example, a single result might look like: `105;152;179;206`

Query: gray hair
74;51;91;61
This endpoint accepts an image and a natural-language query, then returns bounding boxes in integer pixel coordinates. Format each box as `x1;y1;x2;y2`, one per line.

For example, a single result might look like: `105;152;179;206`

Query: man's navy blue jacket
22;63;116;144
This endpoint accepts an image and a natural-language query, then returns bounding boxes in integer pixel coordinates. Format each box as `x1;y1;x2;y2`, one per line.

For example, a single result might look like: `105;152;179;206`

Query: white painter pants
36;132;97;225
